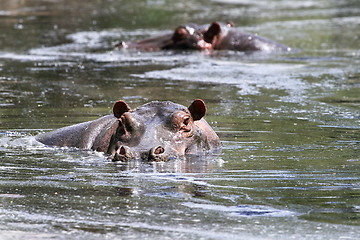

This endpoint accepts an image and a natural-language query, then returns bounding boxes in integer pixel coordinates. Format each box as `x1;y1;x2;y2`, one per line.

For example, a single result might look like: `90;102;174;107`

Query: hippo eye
184;118;189;126
180;117;192;134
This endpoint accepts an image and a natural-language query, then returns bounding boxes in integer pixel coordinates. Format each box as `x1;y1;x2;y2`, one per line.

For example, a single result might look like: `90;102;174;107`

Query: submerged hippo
115;21;291;52
36;99;221;162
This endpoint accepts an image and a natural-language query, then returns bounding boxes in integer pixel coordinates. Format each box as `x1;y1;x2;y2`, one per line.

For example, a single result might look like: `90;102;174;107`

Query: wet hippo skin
36;99;221;162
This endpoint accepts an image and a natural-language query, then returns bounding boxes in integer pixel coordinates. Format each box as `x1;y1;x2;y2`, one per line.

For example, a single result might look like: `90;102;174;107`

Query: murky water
1;0;359;239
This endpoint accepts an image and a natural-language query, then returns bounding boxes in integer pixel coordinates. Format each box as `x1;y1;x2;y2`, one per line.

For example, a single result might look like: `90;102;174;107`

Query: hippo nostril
119;146;126;155
154;146;164;155
147;146;169;162
112;145;134;162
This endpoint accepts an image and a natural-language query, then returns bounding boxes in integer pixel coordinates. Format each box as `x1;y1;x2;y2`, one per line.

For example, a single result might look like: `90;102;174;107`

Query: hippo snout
111;145;170;162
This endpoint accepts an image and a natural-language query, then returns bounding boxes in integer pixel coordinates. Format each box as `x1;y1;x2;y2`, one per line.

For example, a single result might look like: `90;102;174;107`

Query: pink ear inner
188;99;207;121
113;100;131;118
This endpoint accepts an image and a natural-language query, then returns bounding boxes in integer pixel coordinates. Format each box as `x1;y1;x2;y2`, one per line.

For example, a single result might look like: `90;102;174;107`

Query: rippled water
1;0;360;239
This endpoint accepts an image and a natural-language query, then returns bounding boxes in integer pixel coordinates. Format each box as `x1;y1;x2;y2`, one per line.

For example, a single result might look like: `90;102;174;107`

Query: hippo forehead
131;101;188;120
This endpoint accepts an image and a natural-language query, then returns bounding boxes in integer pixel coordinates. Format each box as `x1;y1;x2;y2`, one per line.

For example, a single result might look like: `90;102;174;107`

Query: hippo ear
204;22;221;43
113;100;131;118
172;26;189;41
188;99;207;121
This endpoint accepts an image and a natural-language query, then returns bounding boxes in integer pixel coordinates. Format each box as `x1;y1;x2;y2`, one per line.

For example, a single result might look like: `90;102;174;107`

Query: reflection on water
1;0;360;239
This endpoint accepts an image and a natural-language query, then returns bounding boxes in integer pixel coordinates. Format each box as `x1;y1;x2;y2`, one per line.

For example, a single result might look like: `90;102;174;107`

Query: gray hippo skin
203;22;292;52
36;99;221;162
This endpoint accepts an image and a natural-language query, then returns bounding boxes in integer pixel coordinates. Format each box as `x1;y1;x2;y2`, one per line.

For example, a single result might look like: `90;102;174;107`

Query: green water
1;0;359;239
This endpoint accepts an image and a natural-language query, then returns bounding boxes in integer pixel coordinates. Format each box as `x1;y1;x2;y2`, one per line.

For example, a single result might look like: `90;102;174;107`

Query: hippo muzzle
112;143;170;162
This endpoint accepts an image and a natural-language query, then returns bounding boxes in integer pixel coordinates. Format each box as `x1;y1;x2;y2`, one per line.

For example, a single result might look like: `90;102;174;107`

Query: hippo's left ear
188;99;207;121
113;100;131;118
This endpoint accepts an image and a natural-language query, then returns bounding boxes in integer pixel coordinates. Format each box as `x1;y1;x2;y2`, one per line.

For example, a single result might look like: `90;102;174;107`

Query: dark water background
0;0;359;239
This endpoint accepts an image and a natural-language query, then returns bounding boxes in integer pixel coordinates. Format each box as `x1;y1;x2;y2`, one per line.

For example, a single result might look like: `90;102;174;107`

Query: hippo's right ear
204;22;221;43
113;100;131;118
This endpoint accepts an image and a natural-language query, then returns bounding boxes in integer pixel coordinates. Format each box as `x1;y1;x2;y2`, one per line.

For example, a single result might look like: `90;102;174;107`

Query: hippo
115;23;212;51
36;99;221;162
115;21;291;52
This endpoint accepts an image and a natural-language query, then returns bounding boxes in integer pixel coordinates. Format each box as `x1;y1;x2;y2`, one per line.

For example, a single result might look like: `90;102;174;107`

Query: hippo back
36;115;118;152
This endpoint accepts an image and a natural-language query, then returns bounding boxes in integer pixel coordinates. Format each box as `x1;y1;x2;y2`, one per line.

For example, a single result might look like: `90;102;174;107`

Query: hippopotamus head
115;24;212;51
108;99;220;162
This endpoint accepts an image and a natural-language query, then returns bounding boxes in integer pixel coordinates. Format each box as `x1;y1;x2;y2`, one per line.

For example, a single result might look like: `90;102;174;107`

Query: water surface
1;0;359;239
